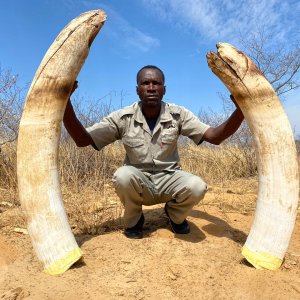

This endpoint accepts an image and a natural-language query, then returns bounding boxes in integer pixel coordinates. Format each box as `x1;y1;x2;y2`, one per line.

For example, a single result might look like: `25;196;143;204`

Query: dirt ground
0;183;300;300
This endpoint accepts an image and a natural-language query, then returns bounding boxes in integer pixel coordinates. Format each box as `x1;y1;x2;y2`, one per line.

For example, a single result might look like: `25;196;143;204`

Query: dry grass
59;141;125;234
179;143;257;183
179;143;259;214
1;141;299;234
0;142;18;205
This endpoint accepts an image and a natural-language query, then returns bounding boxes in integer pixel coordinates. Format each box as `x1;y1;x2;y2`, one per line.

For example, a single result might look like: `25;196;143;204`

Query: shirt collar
134;101;173;124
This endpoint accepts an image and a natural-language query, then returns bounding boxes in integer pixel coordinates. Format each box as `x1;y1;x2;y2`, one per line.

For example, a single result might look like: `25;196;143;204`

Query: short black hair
136;65;165;84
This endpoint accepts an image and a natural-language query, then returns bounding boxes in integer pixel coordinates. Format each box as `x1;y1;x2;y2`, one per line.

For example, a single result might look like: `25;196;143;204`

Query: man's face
136;68;166;109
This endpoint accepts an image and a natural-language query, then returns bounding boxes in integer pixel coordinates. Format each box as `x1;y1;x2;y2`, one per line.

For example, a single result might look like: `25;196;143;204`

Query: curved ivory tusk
206;43;299;270
17;10;106;275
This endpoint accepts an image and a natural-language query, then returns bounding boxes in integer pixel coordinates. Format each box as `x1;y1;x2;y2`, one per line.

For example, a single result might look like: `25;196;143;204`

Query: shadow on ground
76;206;247;247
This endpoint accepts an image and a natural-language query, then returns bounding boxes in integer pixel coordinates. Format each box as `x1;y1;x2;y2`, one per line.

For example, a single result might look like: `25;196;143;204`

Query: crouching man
63;65;244;239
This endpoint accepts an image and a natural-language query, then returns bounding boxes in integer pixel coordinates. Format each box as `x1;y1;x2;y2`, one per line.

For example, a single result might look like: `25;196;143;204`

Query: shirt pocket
122;137;147;164
161;127;178;144
161;135;177;144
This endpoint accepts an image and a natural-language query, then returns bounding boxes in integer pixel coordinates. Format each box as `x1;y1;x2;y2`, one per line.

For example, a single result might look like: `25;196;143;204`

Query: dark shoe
164;205;190;234
124;214;144;239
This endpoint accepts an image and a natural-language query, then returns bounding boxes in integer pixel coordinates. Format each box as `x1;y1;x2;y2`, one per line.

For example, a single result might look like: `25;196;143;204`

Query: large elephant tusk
17;10;106;275
206;43;299;270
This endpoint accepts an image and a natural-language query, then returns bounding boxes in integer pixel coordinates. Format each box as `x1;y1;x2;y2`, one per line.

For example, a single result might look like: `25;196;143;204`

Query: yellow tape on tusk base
242;246;283;270
44;247;83;275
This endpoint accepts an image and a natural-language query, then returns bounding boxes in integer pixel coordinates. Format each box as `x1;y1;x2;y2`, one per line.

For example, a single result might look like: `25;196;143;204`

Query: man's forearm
63;100;94;147
217;108;244;139
203;108;244;145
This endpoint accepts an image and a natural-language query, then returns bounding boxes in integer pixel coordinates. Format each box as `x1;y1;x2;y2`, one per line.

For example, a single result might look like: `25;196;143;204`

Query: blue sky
0;0;299;135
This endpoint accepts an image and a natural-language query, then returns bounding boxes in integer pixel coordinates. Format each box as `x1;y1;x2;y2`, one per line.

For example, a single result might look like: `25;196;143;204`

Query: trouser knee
186;176;208;204
113;166;136;190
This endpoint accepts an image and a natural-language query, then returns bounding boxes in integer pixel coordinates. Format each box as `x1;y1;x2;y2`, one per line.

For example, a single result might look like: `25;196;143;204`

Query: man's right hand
63;81;94;148
70;80;78;96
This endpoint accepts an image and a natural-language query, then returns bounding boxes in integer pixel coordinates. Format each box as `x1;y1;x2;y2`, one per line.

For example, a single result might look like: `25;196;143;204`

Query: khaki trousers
112;166;208;227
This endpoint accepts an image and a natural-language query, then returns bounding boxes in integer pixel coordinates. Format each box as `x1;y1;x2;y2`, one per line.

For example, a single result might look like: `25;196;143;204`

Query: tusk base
242;246;282;270
43;247;83;275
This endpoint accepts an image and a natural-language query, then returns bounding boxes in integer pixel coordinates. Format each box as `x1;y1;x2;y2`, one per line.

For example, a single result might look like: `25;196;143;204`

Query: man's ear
164;85;166;95
136;86;138;94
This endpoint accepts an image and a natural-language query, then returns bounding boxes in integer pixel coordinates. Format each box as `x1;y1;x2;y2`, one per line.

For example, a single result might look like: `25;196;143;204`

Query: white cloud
142;0;299;45
81;1;160;53
104;7;160;53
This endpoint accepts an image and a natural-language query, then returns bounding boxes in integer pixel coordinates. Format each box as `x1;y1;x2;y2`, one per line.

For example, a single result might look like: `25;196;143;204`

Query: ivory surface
17;10;106;275
207;43;299;270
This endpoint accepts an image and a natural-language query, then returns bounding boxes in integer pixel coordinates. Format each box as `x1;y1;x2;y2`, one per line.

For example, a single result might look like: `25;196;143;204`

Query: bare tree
201;28;300;142
61;90;115;143
239;27;300;96
0;67;24;146
198;31;300;178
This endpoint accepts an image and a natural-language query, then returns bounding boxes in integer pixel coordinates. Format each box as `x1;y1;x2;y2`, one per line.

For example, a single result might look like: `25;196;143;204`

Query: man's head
136;65;165;84
136;65;166;110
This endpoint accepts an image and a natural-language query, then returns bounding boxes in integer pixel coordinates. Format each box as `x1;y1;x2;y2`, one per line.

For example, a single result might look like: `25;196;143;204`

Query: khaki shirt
86;101;210;172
